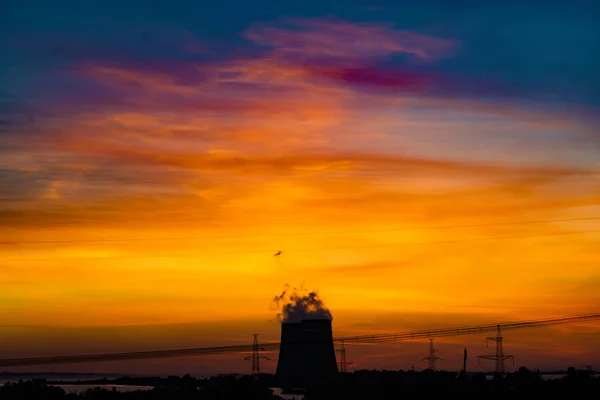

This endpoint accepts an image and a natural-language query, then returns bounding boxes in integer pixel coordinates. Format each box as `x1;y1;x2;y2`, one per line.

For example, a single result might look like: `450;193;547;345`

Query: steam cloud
273;284;333;323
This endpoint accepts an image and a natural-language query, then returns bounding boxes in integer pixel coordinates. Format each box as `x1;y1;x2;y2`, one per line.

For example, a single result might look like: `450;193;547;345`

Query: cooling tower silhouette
275;319;339;386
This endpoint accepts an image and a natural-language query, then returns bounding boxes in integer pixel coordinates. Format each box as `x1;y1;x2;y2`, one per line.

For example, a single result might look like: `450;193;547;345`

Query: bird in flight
274;250;282;257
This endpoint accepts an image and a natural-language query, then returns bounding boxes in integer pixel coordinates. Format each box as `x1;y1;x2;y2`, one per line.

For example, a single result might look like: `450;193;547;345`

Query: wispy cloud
246;18;459;61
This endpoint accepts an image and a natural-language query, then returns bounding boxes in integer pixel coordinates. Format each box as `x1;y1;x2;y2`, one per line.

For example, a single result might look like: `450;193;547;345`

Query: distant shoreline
3;370;596;386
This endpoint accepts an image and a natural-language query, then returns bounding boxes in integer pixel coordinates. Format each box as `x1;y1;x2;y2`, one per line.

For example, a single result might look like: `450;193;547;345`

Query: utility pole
422;339;443;370
336;340;354;373
244;334;270;375
463;348;468;374
478;325;514;377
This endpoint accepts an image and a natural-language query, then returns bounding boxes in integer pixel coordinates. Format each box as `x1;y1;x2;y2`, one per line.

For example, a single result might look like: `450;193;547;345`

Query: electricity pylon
478;325;514;376
336;339;354;373
422;339;443;370
244;334;270;375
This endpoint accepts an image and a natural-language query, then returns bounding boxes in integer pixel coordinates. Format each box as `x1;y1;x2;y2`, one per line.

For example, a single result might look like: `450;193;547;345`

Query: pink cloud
245;18;459;61
314;65;437;94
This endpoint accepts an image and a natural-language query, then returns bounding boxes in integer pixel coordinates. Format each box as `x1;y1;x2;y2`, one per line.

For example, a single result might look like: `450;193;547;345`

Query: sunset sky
1;0;599;374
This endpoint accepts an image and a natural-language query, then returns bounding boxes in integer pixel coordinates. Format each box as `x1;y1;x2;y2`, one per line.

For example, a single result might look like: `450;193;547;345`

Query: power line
0;313;598;367
289;229;600;254
3;228;599;262
1;216;598;245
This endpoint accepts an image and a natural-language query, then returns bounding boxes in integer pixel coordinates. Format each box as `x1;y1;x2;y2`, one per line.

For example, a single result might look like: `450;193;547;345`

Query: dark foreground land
1;367;598;399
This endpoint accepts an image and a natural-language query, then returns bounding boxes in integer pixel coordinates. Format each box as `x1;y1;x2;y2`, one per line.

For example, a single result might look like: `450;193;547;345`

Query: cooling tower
276;319;339;386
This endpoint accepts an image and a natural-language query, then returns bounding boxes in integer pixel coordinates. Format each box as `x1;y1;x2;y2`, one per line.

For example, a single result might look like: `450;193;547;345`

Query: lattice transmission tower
478;325;514;376
422;339;443;370
336;340;354;373
244;334;270;375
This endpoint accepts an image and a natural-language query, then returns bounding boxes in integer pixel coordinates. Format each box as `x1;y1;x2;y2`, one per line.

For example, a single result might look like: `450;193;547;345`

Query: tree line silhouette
1;367;597;399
